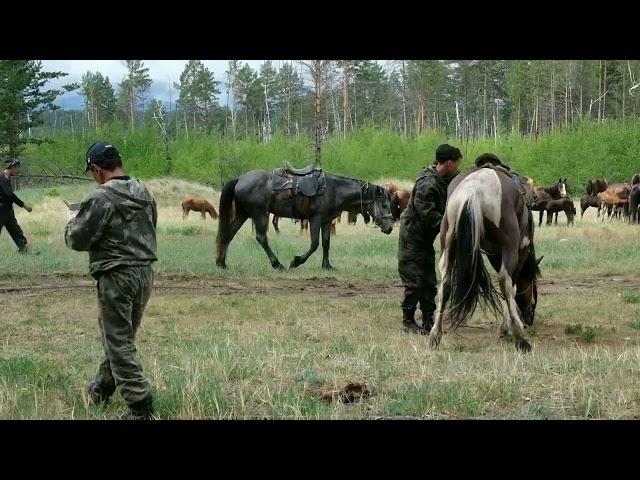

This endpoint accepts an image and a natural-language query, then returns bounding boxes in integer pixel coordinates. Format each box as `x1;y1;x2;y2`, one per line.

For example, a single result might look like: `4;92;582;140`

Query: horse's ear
536;255;544;266
558;178;562;183
563;178;567;183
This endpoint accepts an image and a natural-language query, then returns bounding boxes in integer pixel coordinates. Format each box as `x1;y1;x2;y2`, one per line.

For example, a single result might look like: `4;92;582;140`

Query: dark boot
118;394;155;420
421;311;434;333
85;380;114;406
402;308;426;335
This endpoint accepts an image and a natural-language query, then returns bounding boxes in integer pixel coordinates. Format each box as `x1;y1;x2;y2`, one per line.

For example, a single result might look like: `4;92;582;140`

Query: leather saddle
272;161;326;197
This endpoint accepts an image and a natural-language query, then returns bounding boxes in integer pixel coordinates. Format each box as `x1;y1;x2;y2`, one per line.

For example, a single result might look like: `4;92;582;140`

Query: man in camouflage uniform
0;159;33;252
398;144;462;334
65;141;158;420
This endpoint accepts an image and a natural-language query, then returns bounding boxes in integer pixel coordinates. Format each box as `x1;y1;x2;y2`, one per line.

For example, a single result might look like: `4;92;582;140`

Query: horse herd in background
180;173;640;232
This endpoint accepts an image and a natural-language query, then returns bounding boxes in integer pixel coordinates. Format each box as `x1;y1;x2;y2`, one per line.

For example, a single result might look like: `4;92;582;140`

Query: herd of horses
177;162;639;353
580;174;640;223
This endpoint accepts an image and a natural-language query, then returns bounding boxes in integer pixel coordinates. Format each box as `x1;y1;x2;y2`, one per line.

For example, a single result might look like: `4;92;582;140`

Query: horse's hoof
516;339;532;353
322;264;335;270
290;256;301;269
216;261;227;269
273;263;286;271
429;334;441;349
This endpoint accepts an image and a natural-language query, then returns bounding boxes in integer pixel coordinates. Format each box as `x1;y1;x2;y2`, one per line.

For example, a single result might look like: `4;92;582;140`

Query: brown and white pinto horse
430;166;543;353
181;197;218;220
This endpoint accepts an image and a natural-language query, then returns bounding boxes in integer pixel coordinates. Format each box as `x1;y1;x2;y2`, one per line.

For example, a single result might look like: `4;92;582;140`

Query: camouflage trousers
94;265;154;405
0;206;27;250
398;224;438;319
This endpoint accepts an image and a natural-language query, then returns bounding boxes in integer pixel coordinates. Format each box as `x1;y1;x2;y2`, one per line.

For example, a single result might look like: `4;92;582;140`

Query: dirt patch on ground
1;272;638;299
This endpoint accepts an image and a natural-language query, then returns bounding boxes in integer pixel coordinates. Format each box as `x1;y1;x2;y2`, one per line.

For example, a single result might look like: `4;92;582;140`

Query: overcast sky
40;60;390;110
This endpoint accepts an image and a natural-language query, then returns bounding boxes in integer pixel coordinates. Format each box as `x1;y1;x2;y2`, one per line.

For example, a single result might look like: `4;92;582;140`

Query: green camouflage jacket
65;177;158;277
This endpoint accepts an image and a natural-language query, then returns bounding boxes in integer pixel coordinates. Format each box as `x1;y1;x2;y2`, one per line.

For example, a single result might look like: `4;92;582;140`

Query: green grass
2;181;640;419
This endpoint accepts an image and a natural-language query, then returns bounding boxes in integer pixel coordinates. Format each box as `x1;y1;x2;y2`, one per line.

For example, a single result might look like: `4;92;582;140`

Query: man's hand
23;203;33;213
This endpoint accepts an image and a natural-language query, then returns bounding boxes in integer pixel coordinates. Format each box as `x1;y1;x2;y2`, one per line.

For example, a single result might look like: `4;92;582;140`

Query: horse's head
516;254;543;326
558;178;567;198
368;185;394;234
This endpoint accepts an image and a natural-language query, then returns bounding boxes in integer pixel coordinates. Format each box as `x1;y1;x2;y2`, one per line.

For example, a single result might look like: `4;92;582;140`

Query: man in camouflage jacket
65;141;158;420
398;144;462;334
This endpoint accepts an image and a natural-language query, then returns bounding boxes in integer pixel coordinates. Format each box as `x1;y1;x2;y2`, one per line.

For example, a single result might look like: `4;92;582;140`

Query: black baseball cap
435;144;463;161
85;141;121;172
4;158;21;168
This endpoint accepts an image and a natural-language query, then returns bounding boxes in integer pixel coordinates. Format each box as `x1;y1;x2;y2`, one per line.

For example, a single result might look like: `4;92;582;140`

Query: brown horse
586;178;608;196
273;213;340;235
430;165;542;353
182;197;218;220
599;184;630;221
533;178;567;226
532;197;576;225
390;189;411;221
580;195;602;218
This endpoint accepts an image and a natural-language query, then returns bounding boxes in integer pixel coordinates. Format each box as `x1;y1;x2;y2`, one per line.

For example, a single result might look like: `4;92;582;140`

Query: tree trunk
401;60;407;136
550;62;555;132
314;60;322;163
483;73;487;136
597;60;602;122
602;60;607;122
343;64;349;139
130;90;135;132
564;66;569;127
622;62;626;122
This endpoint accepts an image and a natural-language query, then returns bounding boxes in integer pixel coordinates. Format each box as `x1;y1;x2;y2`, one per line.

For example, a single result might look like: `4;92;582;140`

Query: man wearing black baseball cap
398;144;462;334
66;141;158;420
1;159;33;253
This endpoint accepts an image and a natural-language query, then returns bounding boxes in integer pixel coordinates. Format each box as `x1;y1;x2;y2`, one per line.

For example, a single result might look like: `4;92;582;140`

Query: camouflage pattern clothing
0;171;28;251
398;166;452;328
65;176;158;406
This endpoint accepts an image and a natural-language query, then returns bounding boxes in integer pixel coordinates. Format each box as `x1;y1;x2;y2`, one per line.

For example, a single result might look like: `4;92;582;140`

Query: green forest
2;60;640;192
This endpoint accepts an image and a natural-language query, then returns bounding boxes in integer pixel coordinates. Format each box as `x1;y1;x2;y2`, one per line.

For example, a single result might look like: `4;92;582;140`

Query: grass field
1;179;640;419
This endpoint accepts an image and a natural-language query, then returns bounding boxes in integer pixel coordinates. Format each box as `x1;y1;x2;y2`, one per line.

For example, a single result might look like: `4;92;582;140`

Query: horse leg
321;220;334;270
538;210;544;227
290;218;321;269
253;213;285;271
485;253;510;339
215;213;248;268
546;210;552;226
554;212;558;225
201;210;206;220
183;208;188;220
272;215;280;234
497;249;531;353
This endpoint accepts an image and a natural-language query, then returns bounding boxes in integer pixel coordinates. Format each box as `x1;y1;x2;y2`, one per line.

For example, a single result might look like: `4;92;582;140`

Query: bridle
359;182;393;228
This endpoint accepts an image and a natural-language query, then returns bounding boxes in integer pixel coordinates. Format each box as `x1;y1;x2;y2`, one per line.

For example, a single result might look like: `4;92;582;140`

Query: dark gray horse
215;169;394;270
429;165;543;353
533;178;567;226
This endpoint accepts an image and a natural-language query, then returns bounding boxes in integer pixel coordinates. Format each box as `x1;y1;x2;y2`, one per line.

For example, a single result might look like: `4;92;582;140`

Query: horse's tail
444;192;501;330
216;178;239;255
